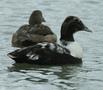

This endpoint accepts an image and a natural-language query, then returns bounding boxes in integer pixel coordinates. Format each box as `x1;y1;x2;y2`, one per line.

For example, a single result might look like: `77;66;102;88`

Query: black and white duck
8;16;91;65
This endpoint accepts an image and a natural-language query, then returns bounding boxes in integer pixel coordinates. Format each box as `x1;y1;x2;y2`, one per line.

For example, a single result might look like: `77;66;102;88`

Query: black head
29;10;45;25
60;16;91;42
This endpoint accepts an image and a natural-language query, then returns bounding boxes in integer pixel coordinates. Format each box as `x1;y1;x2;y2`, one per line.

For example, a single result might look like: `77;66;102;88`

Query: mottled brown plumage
12;10;57;48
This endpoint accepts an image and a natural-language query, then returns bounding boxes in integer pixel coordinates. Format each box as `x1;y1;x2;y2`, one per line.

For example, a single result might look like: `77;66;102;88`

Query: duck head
60;16;92;45
29;10;45;25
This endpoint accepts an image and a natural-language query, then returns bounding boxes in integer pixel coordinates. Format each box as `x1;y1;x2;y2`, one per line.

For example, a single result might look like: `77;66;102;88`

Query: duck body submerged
8;42;82;65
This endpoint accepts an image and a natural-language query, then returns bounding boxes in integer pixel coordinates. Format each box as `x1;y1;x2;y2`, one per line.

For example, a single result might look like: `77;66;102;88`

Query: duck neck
60;32;75;46
60;39;74;46
66;34;74;42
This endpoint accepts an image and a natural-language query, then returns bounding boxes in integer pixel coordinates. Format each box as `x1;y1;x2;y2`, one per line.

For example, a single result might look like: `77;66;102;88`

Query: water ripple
0;0;103;90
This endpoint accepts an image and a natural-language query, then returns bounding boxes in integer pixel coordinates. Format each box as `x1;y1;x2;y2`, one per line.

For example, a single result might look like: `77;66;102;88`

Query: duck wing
8;43;82;65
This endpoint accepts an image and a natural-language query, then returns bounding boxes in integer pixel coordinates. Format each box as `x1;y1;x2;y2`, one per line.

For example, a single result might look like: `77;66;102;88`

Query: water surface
0;0;103;90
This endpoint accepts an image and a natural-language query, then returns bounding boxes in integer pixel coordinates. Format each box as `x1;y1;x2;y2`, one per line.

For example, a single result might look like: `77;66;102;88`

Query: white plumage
67;42;83;59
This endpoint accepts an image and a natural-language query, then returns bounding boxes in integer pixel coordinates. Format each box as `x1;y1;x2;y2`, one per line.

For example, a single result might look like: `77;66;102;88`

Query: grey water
0;0;103;90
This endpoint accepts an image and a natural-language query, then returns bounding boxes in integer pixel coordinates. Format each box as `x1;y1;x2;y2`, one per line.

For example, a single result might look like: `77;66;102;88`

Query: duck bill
84;27;92;32
42;17;46;22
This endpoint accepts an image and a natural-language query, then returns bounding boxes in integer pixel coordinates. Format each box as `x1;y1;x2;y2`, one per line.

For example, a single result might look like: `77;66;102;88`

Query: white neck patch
66;42;83;59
